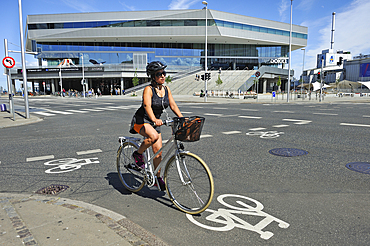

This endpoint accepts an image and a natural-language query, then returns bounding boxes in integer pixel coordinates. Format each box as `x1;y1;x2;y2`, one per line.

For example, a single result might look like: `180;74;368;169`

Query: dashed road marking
26;155;55;162
48;110;74;115
33;112;56;116
95;107;117;111
283;119;311;125
273;125;289;128
340;123;370;128
222;131;242;135
239;116;262;119
80;108;104;112
313;113;338;116
76;149;103;155
241;109;258;111
200;134;213;138
273;111;295;113
363;115;370;118
249;127;266;131
66;109;88;113
205;113;224;117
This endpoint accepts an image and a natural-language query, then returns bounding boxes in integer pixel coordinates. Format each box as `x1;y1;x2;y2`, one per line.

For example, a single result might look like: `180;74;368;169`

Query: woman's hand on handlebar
153;119;163;126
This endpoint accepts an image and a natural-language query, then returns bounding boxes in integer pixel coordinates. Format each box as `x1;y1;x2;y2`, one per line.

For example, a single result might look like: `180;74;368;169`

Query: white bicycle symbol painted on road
246;131;284;138
44;158;99;174
186;194;290;240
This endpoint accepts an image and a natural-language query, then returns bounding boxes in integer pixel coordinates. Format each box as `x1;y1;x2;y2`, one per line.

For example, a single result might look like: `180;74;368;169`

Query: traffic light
201;74;205;81
317;72;321;79
337;57;343;65
205;72;211;80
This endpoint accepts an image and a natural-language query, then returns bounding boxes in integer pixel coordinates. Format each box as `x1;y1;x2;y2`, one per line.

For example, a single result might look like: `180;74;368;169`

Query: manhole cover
346;162;370;174
35;184;69;195
269;148;308;157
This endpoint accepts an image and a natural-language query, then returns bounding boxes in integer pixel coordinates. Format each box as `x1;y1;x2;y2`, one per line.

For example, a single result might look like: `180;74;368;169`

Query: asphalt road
0;96;369;245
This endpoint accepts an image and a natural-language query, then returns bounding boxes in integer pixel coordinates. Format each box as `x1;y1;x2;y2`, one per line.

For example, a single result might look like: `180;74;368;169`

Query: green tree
132;69;139;87
277;76;281;92
216;74;223;86
165;75;172;84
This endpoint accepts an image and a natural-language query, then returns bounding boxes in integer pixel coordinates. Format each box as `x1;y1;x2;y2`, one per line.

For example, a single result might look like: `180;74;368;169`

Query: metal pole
82;54;85;98
18;0;30;118
59;66;62;96
287;0;293;103
4;39;15;120
202;1;208;102
320;58;323;102
301;48;305;99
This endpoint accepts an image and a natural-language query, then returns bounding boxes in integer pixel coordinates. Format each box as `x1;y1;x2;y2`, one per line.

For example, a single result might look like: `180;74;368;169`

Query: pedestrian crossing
32;105;139;117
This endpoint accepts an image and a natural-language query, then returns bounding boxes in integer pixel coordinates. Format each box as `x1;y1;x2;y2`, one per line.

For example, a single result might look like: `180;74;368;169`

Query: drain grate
269;148;308;157
35;184;69;195
346;162;370;175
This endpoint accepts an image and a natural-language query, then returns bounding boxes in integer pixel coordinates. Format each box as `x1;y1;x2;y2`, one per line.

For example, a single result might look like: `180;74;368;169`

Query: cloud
119;1;136;11
60;0;98;12
296;0;314;11
278;0;289;22
169;0;198;10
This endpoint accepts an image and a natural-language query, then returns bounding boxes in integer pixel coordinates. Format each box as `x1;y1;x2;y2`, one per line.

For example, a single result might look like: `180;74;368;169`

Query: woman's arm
167;86;183;118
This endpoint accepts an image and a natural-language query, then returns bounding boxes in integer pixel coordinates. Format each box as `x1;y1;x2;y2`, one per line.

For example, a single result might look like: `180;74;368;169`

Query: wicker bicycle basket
173;116;205;142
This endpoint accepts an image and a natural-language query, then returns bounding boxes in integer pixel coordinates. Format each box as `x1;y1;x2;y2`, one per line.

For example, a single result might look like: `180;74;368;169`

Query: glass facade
36;41;289;69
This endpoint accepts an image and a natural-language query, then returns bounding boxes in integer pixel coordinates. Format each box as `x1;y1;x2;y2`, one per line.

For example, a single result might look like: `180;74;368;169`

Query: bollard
1;104;7;112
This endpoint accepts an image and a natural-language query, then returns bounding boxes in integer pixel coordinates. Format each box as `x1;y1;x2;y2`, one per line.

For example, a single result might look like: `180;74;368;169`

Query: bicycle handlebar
153;119;174;127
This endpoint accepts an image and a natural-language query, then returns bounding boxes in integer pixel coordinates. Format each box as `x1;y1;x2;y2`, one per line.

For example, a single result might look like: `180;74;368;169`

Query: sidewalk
0;193;169;246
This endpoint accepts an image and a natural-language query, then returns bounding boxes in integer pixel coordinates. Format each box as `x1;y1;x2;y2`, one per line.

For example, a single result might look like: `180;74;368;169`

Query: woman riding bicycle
129;61;183;190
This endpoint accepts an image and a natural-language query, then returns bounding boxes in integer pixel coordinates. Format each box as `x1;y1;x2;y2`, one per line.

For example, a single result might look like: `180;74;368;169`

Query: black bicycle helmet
146;61;167;77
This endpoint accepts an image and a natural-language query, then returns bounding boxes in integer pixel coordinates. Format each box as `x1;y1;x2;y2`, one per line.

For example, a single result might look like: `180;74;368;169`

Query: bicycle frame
119;122;190;188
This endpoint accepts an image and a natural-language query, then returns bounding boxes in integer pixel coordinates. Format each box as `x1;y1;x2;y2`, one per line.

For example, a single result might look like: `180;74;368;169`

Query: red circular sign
2;57;15;69
255;71;260;77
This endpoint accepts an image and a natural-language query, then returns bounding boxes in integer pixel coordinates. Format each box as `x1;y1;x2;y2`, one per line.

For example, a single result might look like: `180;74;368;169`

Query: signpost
3;40;16;121
255;71;260;102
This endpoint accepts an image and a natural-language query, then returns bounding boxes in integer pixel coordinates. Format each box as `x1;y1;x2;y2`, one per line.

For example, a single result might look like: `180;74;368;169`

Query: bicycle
116;116;214;214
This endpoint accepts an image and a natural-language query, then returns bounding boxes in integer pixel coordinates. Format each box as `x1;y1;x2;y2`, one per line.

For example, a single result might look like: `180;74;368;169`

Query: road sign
2;57;15;69
255;71;260;77
272;91;276;97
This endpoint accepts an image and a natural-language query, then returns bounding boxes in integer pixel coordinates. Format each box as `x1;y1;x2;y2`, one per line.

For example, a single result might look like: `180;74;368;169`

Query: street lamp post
18;0;30;118
301;48;305;100
287;0;293;103
202;1;208;102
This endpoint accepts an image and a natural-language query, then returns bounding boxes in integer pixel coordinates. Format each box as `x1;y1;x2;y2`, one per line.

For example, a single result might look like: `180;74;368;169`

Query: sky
1;0;370;90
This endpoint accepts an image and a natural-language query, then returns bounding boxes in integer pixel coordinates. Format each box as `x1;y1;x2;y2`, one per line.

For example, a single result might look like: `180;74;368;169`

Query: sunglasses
155;71;166;77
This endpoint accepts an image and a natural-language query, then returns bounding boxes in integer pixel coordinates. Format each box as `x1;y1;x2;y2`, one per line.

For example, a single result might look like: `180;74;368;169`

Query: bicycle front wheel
117;142;145;192
164;152;214;214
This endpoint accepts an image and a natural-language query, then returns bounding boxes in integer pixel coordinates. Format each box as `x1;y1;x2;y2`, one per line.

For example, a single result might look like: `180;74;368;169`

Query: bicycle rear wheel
164;152;214;214
117;142;145;192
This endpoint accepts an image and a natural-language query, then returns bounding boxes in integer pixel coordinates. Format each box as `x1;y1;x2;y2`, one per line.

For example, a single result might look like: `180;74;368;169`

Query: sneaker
132;151;145;170
154;177;166;191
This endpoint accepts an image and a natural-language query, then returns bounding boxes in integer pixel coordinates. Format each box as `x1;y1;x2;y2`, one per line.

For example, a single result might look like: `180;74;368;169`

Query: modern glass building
20;9;307;94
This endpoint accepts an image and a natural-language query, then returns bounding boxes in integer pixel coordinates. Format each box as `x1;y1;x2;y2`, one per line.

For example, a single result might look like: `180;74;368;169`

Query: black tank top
134;86;169;123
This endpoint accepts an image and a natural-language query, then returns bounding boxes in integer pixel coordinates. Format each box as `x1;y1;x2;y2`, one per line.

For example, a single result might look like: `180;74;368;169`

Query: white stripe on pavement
313;113;338;116
340;123;370;128
80;109;103;112
76;149;103;155
205;113;224;117
48;110;74;115
222;131;242;135
26;155;55;162
200;134;213;138
248;127;266;131
66;110;88;113
33;112;56;116
239;116;262;119
273;125;290;128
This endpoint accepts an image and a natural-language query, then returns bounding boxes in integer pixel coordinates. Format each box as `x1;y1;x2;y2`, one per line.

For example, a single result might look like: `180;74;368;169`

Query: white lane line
190;106;204;108
200;134;213;138
283;119;312;125
76;149;103;155
66;109;88;113
239;116;262;119
220;114;240;118
26;155;55;162
241;109;258;111
340;123;370;128
205;113;224;117
213;107;228;110
181;111;193;114
48;110;74;115
222;131;242;135
108;106;129;109
249;127;266;131
313;113;338;116
33;112;56;116
273;111;295;113
95;107;117;111
363;115;370;118
80;109;103;112
273;125;290;128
